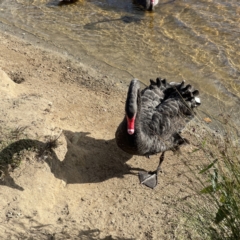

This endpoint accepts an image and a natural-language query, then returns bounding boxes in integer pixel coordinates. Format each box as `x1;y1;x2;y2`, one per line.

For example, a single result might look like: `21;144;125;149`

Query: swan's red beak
126;116;135;135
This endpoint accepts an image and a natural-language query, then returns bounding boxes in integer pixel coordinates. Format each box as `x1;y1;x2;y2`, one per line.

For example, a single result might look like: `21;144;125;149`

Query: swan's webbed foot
138;170;159;189
139;152;165;189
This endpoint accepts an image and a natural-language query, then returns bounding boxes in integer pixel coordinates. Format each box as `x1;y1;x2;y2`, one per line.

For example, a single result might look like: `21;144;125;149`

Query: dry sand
0;31;210;239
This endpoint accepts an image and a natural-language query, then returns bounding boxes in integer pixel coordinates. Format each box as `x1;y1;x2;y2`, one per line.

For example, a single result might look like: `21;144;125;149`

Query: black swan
115;77;201;188
135;0;159;11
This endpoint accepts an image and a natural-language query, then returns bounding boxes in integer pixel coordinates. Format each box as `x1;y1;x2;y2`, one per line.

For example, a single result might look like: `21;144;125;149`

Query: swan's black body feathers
115;77;200;157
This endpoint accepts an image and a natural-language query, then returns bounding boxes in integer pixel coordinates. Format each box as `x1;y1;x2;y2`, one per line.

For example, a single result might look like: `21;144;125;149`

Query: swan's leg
156;152;165;174
138;152;165;189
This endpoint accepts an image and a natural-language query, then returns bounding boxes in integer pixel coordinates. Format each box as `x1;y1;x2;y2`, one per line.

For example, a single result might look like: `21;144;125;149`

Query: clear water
0;0;239;120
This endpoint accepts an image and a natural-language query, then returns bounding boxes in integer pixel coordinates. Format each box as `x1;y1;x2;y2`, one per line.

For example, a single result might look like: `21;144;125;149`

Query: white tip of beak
128;129;135;135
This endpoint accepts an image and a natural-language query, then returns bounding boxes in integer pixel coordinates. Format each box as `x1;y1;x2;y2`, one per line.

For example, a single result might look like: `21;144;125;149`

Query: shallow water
0;0;239;120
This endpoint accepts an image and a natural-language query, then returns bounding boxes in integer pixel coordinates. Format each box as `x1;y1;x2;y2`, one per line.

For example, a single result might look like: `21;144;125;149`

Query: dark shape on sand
84;16;142;30
115;77;201;188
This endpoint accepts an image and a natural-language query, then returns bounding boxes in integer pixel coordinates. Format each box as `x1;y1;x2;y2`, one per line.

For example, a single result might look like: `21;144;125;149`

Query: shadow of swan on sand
0;130;145;190
46;130;145;184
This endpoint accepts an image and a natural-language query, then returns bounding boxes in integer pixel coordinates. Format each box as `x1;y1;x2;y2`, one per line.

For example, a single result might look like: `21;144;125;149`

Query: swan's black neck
125;79;140;119
125;79;141;135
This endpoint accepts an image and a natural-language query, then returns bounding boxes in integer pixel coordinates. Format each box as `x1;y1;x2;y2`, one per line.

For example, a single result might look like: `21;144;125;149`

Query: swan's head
125;79;141;135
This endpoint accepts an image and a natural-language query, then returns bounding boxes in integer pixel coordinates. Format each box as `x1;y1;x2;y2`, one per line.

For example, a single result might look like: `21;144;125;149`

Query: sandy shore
0;30;212;239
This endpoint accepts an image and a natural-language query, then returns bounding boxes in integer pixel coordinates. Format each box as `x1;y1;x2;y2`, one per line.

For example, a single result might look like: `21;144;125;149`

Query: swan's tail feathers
163;79;201;109
141;77;168;100
149;77;189;94
149;77;167;90
177;82;201;108
147;77;201;109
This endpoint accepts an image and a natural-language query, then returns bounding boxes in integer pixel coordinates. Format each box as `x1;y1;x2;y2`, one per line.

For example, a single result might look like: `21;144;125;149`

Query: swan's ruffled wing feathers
140;78;200;151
